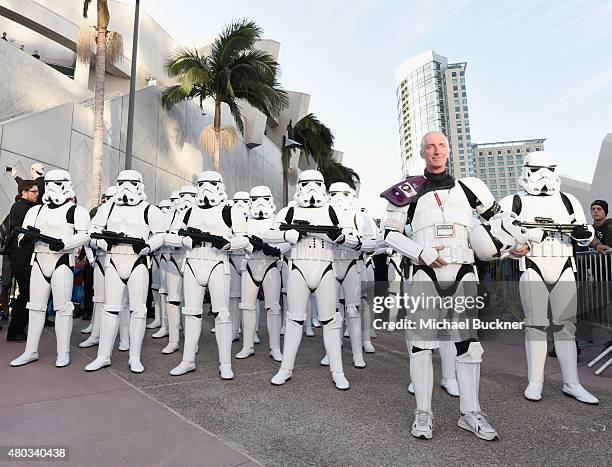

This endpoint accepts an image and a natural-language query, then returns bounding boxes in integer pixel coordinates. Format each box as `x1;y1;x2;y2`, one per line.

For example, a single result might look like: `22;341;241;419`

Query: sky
134;0;612;216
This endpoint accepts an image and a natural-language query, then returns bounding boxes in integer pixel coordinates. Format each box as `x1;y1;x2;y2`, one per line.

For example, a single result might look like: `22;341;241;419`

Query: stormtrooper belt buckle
435;223;455;238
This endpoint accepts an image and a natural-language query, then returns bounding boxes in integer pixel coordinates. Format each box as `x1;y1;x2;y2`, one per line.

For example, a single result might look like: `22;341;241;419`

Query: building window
479;151;483;156
536;147;541;151
453;85;458;91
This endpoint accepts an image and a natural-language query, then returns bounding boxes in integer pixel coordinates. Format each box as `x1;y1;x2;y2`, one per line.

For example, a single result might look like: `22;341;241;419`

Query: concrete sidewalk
1;317;611;466
0;331;258;467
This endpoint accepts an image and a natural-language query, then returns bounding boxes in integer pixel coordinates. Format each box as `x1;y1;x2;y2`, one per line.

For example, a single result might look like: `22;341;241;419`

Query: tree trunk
88;27;107;209
213;101;221;171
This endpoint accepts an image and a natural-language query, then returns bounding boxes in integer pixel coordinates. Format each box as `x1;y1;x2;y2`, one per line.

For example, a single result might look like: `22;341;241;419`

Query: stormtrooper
381;131;531;440
263;170;361;390
85;170;165;373
166;171;249;379
320;182;378;369
10;170;90;368
235;186;287;361
160;186;198;355
228;191;251;341
148;198;174;341
499;151;598;404
80;186;119;349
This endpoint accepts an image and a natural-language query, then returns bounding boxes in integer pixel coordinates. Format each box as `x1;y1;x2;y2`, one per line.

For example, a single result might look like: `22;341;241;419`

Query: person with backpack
6;180;38;341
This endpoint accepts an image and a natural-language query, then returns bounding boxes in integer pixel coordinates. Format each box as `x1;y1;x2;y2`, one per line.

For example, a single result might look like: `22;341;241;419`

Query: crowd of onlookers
2;31;41;59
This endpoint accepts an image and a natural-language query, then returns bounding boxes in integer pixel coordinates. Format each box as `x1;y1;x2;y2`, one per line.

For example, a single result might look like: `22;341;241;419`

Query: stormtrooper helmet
169;190;180;208
196;171;227;207
249;186;276;219
329;182;357;212
42;169;74;205
31;163;45;179
158;199;172;213
518;151;561;195
294;170;328;208
101;186;117;203
114;170;146;205
233;191;250;210
178;185;198;210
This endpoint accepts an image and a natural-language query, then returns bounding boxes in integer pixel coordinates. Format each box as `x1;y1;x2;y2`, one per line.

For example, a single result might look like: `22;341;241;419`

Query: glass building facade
472;139;545;199
395;51;474;178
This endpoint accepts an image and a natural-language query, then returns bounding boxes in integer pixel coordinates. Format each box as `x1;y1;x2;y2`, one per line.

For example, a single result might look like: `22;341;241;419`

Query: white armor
167;172;249;380
11;170;90;368
84;171;165;373
160;186;198;353
79;186;128;349
229;191;251;341
382;170;507;440
320;182;377;368
150;187;198;344
235;186;283;361
500;152;598;405
264;171;360;390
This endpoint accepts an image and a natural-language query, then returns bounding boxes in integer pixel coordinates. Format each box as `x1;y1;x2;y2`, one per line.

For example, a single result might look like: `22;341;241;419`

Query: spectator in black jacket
9;163;45;204
6;180;38;341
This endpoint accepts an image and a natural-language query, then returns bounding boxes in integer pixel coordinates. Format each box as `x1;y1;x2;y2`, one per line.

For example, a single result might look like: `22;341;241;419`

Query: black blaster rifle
178;227;229;250
519;217;580;234
279;219;342;240
90;230;147;252
15;226;64;251
249;235;280;257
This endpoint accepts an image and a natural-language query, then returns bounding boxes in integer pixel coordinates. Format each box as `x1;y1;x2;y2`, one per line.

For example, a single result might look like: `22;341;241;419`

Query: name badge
435;223;455;238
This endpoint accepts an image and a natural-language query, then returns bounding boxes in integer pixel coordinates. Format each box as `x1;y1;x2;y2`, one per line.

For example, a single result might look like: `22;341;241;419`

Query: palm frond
161;84;189;108
165;48;205;78
77;23;96;64
105;31;123;65
209;19;262;71
200;125;217;154
222;97;245;135
319;158;360;189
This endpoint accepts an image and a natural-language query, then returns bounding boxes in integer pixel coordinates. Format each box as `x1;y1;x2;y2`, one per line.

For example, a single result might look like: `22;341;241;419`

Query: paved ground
1;315;611;466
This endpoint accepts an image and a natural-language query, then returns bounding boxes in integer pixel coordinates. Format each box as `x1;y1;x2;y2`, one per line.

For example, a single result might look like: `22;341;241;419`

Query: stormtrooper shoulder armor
456;177;500;220
380;176;427;207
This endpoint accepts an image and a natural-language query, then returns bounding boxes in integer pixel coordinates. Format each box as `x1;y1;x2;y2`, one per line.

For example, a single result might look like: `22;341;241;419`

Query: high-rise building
395;51;474;177
472;139;545;199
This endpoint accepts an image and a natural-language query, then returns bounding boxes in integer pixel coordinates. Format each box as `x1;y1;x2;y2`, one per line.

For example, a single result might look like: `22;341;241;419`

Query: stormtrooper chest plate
292;205;336;227
410;185;475;264
410;186;473;233
106;203;150;239
516;193;574;256
248;217;274;237
33;203;75;238
187;205;232;237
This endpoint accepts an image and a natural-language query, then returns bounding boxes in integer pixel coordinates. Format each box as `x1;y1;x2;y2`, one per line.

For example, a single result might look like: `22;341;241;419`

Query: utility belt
291;240;335;262
527;235;573;258
185;244;227;261
415;244;474;265
334;248;360;260
247;250;279;260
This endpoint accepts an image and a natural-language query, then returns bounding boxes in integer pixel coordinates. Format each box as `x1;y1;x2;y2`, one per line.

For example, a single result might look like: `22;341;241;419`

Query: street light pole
124;0;140;170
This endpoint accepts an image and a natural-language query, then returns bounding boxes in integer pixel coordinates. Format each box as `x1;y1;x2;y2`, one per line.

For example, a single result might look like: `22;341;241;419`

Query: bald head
420;131;449;173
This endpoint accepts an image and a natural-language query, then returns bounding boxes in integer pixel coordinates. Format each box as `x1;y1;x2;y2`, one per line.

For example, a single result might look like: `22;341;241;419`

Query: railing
479;251;612;331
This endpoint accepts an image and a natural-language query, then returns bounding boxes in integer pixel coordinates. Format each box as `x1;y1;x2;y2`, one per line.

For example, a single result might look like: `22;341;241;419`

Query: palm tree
282;113;335;205
162;19;288;171
78;0;123;208
318;157;360;189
